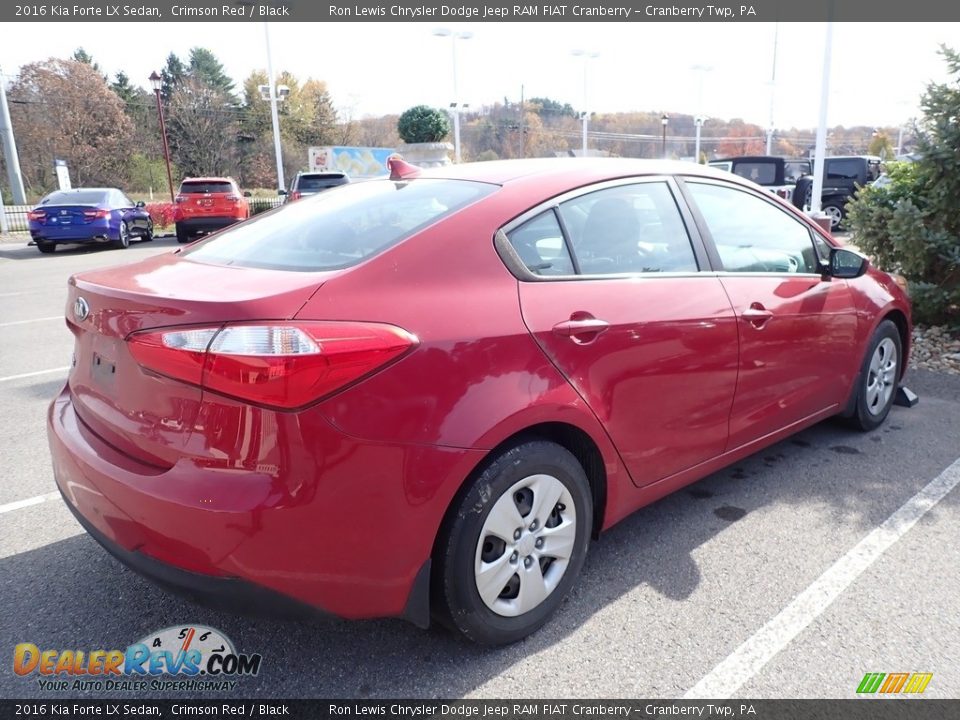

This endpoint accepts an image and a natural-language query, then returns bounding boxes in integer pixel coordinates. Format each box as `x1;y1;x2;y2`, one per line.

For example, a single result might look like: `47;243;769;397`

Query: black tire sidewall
855;320;902;430
175;223;189;244
437;440;592;645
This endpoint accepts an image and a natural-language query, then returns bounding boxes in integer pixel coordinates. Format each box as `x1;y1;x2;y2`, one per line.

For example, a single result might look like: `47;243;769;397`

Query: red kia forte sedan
48;159;911;644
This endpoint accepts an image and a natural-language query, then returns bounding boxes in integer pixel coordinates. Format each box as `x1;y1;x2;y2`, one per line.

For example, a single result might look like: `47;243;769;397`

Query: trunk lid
65;251;337;466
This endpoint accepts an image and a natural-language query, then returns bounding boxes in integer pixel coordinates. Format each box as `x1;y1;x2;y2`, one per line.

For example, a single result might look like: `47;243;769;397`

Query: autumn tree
716;122;765;156
8;58;134;192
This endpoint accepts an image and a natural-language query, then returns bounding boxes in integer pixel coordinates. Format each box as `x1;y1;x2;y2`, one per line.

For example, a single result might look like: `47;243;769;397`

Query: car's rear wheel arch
433;422;607;565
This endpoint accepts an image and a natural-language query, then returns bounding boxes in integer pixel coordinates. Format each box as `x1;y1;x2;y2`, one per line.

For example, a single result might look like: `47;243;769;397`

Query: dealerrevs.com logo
13;625;262;692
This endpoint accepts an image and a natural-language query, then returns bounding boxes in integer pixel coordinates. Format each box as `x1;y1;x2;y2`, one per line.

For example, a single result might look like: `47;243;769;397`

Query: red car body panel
47;159;912;623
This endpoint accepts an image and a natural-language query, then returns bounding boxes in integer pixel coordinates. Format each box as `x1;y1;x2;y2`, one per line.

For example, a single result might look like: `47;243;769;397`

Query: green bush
397;105;450;144
846;46;960;326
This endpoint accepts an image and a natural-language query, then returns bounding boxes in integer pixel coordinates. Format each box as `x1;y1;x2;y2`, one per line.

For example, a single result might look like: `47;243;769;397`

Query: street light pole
766;21;779;155
432;28;473;163
263;22;286;191
691;64;712;164
661;114;669;159
148;71;175;203
0;64;27;204
572;50;599;157
810;19;834;216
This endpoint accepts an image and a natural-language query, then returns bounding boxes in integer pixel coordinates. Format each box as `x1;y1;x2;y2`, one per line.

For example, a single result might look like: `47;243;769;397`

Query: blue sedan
28;188;153;254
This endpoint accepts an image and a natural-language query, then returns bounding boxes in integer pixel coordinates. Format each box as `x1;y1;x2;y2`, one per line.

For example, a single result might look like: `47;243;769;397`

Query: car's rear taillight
83;209;110;219
290;191;301;201
226;194;240;202
28;210;45;221
128;322;417;410
175;195;185;203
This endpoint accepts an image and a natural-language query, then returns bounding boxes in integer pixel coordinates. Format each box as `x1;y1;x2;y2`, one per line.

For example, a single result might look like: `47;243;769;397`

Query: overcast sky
2;22;956;128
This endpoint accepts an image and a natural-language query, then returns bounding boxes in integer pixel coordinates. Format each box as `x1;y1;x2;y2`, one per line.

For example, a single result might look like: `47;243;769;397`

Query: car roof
414;158;740;186
181;177;235;183
298;171;347;177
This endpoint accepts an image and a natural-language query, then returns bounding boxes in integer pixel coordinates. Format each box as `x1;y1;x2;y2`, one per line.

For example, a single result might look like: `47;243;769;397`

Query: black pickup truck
793;155;882;230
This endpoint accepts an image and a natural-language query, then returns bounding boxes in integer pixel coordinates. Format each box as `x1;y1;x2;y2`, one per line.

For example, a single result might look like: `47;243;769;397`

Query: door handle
552;317;610;343
742;302;773;328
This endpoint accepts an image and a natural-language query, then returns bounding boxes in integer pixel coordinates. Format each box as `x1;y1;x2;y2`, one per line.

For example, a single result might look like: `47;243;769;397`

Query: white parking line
0;366;70;383
685;457;960;699
0;491;61;515
0;315;61;328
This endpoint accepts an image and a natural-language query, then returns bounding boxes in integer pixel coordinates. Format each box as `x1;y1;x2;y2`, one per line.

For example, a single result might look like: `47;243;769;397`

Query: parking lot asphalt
0;236;958;700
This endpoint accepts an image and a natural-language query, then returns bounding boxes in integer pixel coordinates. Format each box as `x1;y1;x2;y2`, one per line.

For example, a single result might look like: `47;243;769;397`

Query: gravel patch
912;325;960;375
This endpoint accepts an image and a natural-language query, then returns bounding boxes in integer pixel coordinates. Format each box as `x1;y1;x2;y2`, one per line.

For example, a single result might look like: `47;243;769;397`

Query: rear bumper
175;217;242;234
30;219;115;243
47;386;479;623
60;486;322;619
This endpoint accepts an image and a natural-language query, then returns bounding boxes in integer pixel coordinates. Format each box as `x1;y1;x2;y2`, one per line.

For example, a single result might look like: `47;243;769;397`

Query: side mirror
277;189;287;196
135;200;146;208
243;191;252;198
829;247;869;279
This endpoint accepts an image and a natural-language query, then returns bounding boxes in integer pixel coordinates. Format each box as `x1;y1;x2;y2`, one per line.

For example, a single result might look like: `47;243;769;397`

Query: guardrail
0;205;32;233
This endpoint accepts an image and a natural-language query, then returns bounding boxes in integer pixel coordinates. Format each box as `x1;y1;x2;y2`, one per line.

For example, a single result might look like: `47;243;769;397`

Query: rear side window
43;190;107;205
183;179;496;272
180;181;234;194
732;162;777;185
506;211;575;276
558;182;698;274
825;160;862;180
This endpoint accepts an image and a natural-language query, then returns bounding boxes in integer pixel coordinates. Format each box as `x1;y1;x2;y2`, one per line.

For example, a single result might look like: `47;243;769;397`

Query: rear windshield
180;181;234;194
297;175;349;191
42;190;107;205
183;178;497;272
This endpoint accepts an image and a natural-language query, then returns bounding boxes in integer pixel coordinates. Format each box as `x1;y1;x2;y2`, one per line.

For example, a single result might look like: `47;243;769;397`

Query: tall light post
661;114;670;159
432;28;473;163
691;64;712;163
262;22;286;191
809;20;834;217
148;71;175;203
571;49;599;157
766;22;779;155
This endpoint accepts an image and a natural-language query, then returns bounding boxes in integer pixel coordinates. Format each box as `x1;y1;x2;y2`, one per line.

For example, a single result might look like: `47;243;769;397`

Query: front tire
142;219;154;242
433;440;592;645
850;320;902;431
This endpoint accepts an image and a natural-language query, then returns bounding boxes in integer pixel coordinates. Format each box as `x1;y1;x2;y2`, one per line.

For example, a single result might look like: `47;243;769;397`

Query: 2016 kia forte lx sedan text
48;159;911;645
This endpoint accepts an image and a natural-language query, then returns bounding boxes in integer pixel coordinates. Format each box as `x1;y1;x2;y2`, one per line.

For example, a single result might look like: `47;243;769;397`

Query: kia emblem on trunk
73;297;90;322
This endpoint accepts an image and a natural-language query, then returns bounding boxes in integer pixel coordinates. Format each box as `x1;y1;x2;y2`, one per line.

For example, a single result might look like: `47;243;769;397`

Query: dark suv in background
793;156;882;230
709;156;810;203
284;171;350;202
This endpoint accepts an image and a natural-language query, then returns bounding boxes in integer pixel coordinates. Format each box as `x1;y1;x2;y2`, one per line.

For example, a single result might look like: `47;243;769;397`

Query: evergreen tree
160;52;186;103
188;48;235;98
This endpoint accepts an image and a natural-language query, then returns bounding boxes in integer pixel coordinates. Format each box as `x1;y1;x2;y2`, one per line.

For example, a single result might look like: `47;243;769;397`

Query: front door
682;179;860;449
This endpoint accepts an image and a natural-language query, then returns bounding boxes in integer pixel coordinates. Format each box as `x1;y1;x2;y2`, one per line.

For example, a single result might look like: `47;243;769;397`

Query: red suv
174;177;250;243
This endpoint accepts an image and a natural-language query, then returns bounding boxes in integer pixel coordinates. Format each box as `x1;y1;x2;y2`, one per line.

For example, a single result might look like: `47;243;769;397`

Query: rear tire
433;440;592;645
36;241;55;254
822;202;845;230
175;223;190;244
114;222;130;249
849;320;902;431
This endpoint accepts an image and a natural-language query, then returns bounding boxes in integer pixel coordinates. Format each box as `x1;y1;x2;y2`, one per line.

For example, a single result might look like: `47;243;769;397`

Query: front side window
687;182;819;274
184;178;496;272
558;182;697;275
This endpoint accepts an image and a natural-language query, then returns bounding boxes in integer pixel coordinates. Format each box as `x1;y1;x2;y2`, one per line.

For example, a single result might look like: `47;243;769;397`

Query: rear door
506;178;739;488
681;178;860;449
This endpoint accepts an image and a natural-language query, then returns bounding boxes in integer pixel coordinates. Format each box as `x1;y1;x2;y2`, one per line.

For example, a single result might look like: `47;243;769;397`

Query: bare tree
167;77;238;177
